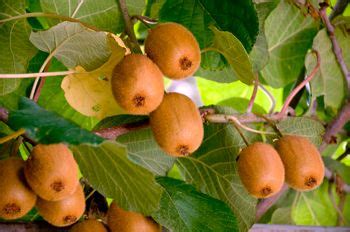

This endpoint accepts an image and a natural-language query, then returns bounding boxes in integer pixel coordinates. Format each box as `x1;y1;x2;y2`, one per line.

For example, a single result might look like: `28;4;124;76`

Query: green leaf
117;128;175;176
176;107;257;232
159;0;258;52
276;117;325;146
37;58;98;130
0;0;37;95
271;207;294;224
71;140;162;215
0;79;33;110
291;182;337;226
94;114;148;130
261;0;318;87
324;157;350;185
249;0;278;72
30;22;111;71
306;18;349;110
8;97;103;145
202;27;255;85
40;0;144;33
153;177;238;232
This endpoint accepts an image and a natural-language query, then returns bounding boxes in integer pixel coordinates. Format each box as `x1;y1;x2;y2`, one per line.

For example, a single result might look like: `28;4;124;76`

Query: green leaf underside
306;19;349;110
276;117;325;146
176;106;257;232
0;0;37;95
153;177;239;232
8;97;103;145
39;0;145;33
159;0;258;83
117;128;175;176
292;182;337;226
71;140;162;215
30;21;111;71
204;27;255;85
261;0;318;87
249;0;278;72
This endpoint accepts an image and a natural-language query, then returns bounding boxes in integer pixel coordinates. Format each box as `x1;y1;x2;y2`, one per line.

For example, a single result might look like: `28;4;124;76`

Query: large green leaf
176;107;257;232
117;128;175;176
306;18;349;111
0;0;37;95
30;22;111;71
153;177;238;232
39;0;144;33
37;58;98;130
200;27;255;84
261;0;318;87
291;182;337;226
249;0;278;72
8;97;103;145
276;117;325;146
71;140;162;215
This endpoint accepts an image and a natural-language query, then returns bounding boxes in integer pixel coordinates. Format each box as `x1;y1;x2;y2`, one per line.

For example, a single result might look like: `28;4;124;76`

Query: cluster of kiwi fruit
111;22;204;157
237;135;325;198
0;143;161;231
0;143;84;227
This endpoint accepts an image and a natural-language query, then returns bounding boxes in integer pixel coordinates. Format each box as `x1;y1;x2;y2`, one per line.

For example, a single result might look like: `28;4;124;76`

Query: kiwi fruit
275;135;325;191
36;184;85;227
107;201;161;232
0;158;37;220
24;144;79;201
145;22;201;80
111;54;164;115
70;219;107;232
150;92;204;157
237;142;285;198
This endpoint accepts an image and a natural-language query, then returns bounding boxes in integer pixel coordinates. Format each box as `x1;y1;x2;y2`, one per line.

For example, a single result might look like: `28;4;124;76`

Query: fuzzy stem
0;129;26;144
117;0;142;53
0;12;99;31
0;70;76;79
247;74;259;113
258;84;276;114
279;50;320;116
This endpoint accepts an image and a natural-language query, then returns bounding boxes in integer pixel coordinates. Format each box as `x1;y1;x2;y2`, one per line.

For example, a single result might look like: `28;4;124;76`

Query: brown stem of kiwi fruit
229;121;250;146
117;0;142;54
246;74;259;114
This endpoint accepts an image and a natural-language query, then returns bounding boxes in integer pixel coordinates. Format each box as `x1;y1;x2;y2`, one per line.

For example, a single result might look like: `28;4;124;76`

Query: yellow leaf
61;34;127;119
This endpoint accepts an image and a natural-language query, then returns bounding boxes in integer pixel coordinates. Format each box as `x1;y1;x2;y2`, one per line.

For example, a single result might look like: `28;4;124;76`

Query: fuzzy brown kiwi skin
111;54;164;115
145;22;201;80
0;158;37;220
275;135;325;191
237;142;285;199
150;92;204;157
24;144;79;201
36;184;85;227
70;219;108;232
107;201;161;232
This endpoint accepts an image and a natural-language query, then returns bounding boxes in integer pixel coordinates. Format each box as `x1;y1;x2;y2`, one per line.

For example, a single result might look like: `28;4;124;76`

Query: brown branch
329;0;350;20
319;4;350;91
93;121;149;140
320;101;350;150
117;0;142;53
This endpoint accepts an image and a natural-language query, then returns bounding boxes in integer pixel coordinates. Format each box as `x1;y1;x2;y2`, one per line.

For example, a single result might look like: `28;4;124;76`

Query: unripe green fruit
275;135;325;191
145;22;201;80
0;158;37;220
237;142;285;198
